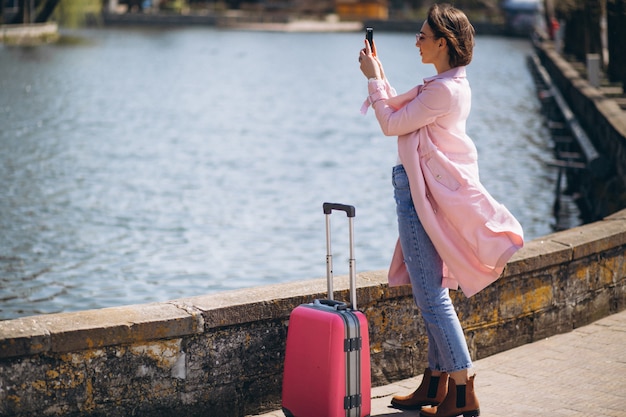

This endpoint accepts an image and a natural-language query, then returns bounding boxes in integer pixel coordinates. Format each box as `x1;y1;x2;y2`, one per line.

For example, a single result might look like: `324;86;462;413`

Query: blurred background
1;0;625;320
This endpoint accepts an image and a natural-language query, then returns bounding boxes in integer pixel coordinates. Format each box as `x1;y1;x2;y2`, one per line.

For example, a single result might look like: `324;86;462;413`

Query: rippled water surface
0;28;557;319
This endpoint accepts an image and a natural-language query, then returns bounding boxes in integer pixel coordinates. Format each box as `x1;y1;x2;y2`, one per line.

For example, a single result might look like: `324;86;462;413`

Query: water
0;28;558;320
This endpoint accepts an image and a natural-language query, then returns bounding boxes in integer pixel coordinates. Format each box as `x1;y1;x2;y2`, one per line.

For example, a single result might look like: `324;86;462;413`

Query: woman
359;4;524;417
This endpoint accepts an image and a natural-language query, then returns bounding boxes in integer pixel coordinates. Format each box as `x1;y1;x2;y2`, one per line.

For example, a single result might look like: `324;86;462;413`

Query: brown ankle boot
390;368;448;410
419;374;480;417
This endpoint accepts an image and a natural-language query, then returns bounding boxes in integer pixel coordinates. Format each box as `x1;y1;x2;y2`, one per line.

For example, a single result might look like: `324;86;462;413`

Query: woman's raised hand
359;40;384;80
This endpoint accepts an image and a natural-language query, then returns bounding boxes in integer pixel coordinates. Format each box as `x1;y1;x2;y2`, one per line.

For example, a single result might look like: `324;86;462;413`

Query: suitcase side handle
323;202;357;310
323;202;355;218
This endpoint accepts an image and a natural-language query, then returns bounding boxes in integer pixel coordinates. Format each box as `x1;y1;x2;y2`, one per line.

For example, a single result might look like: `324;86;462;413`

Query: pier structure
532;38;626;225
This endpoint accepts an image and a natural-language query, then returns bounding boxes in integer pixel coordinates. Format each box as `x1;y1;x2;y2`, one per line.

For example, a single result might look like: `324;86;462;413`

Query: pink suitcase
282;203;371;417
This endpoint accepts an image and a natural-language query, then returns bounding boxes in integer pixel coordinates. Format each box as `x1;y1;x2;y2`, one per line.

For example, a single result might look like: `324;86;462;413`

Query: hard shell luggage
281;203;371;417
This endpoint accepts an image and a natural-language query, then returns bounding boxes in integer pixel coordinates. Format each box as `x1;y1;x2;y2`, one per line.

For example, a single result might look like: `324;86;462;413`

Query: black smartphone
365;27;374;49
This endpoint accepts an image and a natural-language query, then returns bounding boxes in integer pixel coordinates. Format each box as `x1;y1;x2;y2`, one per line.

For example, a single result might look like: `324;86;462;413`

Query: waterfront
0;28;557;320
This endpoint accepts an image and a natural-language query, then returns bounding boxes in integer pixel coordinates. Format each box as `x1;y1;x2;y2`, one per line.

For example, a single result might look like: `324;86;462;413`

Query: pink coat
364;67;524;297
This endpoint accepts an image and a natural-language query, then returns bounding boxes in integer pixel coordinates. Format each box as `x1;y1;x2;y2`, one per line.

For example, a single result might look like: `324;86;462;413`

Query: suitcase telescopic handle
323;203;355;218
322;202;357;310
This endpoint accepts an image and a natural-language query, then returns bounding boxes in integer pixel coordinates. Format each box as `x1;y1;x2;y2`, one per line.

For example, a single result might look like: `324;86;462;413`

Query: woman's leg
393;165;480;416
392;165;472;373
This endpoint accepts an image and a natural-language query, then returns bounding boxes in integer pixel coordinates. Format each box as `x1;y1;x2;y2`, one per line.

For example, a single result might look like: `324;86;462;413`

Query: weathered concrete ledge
1;209;626;417
0;23;59;45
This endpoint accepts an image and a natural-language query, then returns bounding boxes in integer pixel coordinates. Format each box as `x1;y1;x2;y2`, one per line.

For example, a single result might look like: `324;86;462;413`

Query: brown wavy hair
426;3;475;68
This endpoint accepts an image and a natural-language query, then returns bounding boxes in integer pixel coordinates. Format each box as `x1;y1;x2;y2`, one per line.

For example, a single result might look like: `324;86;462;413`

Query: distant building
335;0;388;20
253;0;389;20
255;0;389;20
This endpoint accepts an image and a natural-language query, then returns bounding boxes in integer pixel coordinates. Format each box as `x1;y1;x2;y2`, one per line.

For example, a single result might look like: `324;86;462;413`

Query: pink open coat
363;66;524;297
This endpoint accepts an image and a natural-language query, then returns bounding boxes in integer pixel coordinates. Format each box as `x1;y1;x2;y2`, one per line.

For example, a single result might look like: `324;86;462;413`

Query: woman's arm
372;81;452;137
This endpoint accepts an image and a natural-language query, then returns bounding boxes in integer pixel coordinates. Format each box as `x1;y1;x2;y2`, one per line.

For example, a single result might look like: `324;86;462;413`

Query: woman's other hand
359;40;383;80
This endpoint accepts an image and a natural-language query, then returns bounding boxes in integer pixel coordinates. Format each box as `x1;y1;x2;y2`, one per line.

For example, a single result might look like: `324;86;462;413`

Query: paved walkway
252;309;626;417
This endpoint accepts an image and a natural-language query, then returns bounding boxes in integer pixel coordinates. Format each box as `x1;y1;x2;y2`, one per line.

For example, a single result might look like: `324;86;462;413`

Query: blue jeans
392;165;472;373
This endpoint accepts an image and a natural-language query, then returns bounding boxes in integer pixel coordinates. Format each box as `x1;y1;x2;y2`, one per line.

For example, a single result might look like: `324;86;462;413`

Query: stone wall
2;209;626;417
